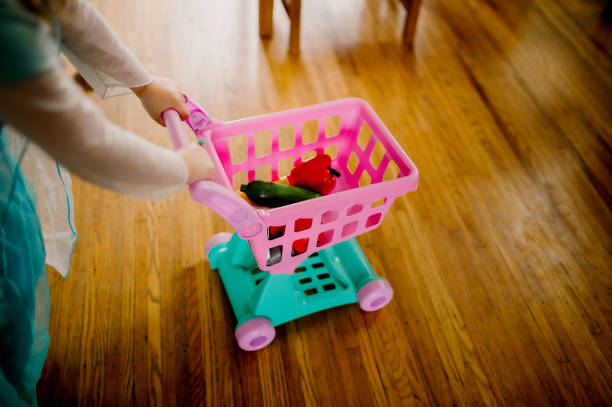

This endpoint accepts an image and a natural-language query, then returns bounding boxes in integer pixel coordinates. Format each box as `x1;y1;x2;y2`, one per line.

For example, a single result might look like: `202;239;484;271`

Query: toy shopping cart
163;96;418;351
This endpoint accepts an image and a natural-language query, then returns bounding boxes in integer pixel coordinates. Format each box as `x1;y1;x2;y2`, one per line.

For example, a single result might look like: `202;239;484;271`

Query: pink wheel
357;279;394;312
235;318;276;351
204;232;233;261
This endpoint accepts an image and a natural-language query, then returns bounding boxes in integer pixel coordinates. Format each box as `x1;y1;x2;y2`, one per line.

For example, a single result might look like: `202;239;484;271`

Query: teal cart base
206;233;394;351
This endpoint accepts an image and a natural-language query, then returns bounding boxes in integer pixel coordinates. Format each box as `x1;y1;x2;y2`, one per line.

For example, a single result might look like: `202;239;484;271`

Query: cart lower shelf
206;233;393;351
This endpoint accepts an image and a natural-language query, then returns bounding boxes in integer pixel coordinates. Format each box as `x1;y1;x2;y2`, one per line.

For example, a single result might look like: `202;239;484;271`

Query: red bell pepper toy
288;154;341;195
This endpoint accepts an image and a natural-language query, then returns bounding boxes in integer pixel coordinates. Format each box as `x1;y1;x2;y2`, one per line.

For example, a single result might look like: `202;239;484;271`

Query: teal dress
0;131;48;407
0;1;62;405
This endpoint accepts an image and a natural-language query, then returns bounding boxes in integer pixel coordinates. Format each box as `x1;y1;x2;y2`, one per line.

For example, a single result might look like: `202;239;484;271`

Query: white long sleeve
0;66;188;201
60;0;152;98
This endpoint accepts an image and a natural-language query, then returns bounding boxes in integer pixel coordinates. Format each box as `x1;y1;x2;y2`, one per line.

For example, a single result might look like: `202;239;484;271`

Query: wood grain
38;0;612;405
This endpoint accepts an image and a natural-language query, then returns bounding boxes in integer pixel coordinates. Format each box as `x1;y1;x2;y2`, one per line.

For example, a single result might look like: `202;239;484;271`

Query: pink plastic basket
163;97;419;275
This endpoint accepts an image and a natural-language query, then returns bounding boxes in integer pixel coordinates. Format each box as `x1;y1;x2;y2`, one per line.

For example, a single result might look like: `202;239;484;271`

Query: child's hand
132;77;190;126
177;142;216;183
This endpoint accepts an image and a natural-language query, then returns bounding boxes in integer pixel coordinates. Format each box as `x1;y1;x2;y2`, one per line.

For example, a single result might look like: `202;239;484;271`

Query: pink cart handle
162;108;264;239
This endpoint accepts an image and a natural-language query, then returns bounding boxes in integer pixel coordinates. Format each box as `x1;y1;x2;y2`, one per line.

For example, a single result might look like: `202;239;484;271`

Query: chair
259;0;422;54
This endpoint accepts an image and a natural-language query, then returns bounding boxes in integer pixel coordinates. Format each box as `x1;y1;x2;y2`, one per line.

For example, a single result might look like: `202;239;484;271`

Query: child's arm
60;0;153;99
0;66;213;200
60;0;191;130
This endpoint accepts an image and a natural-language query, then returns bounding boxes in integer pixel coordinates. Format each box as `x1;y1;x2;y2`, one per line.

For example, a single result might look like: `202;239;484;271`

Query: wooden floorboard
38;0;611;405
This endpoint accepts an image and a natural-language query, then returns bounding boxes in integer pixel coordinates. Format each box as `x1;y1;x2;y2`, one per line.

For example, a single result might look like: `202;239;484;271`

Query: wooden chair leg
259;0;274;38
287;0;302;54
402;0;422;44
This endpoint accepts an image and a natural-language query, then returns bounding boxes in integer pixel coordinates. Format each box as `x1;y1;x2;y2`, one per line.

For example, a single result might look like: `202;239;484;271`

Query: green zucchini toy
240;181;321;208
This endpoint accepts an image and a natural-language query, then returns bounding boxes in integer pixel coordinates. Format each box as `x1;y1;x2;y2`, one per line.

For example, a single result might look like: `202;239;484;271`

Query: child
0;0;213;405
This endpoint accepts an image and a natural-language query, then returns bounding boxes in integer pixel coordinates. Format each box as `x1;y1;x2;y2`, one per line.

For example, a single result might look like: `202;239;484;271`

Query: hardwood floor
38;0;611;405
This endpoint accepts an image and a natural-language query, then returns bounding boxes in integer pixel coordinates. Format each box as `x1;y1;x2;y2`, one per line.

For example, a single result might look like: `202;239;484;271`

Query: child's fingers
177;142;216;183
174;89;190;120
169;82;188;120
177;102;190;121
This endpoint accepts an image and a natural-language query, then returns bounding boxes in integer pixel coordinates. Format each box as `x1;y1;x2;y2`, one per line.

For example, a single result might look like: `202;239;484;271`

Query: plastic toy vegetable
288;154;340;195
240;181;321;208
239;177;289;206
269;218;311;254
268;217;330;255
